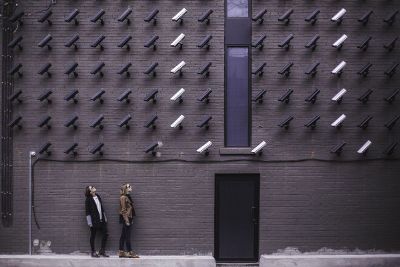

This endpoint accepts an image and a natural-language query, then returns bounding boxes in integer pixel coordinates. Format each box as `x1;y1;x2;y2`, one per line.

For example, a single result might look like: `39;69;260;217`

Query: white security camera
171;61;186;74
332;88;347;102
251;141;267;155
196;141;212;155
171;33;185;48
170;88;185;103
30;151;36;157
331;114;346;128
331;8;346;22
331;61;346;75
332;34;347;49
171;115;185;129
357;140;372;154
172;8;187;22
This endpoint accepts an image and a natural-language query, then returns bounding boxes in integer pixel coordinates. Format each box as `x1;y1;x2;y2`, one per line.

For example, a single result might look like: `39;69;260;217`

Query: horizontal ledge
219;147;253;155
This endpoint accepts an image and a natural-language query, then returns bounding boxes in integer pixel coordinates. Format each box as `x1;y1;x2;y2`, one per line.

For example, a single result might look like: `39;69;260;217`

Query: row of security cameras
8;61;215;78
251;8;398;26
250;61;399;78
11;88;213;105
252;88;399;105
330;141;398;156
11;8;213;27
9;113;214;132
250;34;398;52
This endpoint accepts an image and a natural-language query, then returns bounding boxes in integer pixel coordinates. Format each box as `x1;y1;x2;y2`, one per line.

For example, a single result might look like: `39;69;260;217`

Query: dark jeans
119;222;132;251
90;221;108;252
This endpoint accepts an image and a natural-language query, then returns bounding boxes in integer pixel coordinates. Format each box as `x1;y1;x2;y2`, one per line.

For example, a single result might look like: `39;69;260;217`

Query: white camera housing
197;141;212;154
30;151;36;157
332;34;348;48
331;8;346;22
251;141;267;154
171;33;185;47
170;88;185;101
171;115;185;128
172;8;187;21
331;114;346;127
171;61;186;74
357;140;372;154
332;61;346;74
332;88;347;102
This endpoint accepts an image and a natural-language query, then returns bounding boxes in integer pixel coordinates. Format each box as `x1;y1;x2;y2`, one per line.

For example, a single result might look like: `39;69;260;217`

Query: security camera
170;88;185;103
305;9;320;25
171;61;186;76
384;37;398;52
331;114;346;128
38;9;53;25
279;34;294;50
357;140;372;154
171;33;185;49
9;115;23;129
171;115;185;129
197;89;212;103
330;142;346;155
278;116;293;129
64;89;79;104
144;9;159;25
198;35;212;49
172;8;187;24
384;62;399;77
252;89;267;104
198;9;213;24
384;89;399;104
358;115;373;129
91;62;105;77
65;33;79;50
38;34;53;50
384;115;400;130
383;10;398;26
252;35;266;50
305;34;320;50
278;89;294;104
278;8;293;25
198;62;212;76
305;62;320;76
252;9;267;24
9;90;23;104
10;11;25;26
331;8;346;24
117;63;132;77
65;8;80;25
91;90;105;104
305;89;320;104
38;63;52;77
197;141;212;156
38;142;52;156
144;141;163;156
304;115;320;129
332;34;347;49
278;62;293;77
38;115;52;129
383;142;398;156
357;36;372;51
64;115;79;129
144;115;158;129
8;36;23;50
9;63;23;77
331;88;347;103
144;62;158;76
64;143;78;157
65;62;79;77
252;62;266;76
118;7;132;25
251;141;267;155
331;61;346;76
358;63;372;77
358;10;373;25
38;90;53;104
91;35;106;50
144;35;159;50
144;89;158;103
197;116;212;130
118;115;132;130
90;115;104;130
357;89;373;103
117;89;132;103
118;35;132;50
90;142;104;156
91;9;105;25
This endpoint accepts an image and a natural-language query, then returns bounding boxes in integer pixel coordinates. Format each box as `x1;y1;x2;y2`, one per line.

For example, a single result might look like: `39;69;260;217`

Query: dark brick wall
0;0;399;256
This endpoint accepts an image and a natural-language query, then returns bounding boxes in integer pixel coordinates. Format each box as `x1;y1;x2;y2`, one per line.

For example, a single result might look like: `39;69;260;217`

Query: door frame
214;173;260;263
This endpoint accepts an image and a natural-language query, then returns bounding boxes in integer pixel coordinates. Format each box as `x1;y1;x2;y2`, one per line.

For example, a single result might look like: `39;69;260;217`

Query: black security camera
64;90;79;104
118;7;132;25
198;9;213;24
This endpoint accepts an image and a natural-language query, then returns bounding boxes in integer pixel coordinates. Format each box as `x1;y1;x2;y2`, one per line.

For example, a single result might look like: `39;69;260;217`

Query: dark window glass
226;47;249;147
227;0;248;17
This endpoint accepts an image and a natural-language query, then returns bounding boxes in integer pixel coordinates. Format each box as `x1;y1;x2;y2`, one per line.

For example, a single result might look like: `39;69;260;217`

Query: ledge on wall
219;147;253;155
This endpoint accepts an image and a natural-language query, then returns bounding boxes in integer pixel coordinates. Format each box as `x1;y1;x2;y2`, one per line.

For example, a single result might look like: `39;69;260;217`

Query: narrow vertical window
227;0;249;17
226;47;249;147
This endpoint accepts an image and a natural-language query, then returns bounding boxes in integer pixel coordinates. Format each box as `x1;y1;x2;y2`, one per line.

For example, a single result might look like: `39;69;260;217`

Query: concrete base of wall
0;255;216;267
260;254;400;267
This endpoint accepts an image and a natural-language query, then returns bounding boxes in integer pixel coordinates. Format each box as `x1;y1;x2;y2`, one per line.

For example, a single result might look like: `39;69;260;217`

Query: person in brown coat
118;183;139;258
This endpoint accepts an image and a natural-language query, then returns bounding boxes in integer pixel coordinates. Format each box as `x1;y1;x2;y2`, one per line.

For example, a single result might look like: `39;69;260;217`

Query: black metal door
215;174;259;262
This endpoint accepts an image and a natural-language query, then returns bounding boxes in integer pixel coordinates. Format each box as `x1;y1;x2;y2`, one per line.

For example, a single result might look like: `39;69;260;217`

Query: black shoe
91;251;100;258
99;249;109;257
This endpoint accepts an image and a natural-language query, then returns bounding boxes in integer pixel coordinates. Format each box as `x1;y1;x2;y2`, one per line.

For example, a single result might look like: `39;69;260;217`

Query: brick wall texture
0;0;400;256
